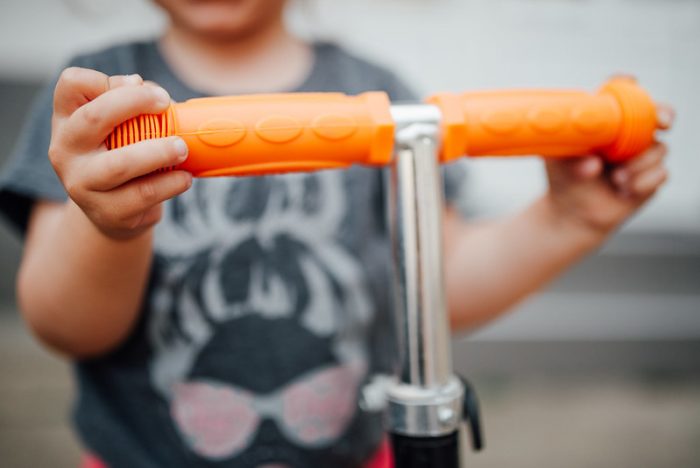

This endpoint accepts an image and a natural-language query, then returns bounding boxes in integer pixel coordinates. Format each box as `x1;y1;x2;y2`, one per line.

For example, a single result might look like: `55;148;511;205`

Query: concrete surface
1;309;699;468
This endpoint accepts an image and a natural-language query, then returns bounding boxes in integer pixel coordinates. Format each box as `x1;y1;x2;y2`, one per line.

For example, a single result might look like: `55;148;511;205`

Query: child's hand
48;67;192;240
544;104;674;237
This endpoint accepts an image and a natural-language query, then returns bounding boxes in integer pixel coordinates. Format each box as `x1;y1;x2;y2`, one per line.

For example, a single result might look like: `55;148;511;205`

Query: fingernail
125;74;142;85
581;157;601;177
613;169;628;186
153;87;171;107
657;108;674;129
173;138;188;160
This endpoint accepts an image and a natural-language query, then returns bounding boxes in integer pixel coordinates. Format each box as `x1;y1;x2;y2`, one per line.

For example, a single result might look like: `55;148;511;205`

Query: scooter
108;78;661;467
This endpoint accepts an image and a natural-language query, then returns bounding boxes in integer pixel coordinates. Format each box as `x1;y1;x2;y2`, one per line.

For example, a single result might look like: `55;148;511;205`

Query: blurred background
0;0;698;467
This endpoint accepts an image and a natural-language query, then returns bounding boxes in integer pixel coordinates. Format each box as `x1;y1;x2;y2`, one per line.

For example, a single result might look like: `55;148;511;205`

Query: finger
53;68;143;118
97;204;164;241
625;142;667;174
85;136;189;191
656;103;675;130
572;156;603;180
96;170;192;221
132;204;164;232
50;73;143;158
611;143;667;189
53;67;111;118
108;73;144;89
630;166;668;198
64;84;171;151
546;155;602;182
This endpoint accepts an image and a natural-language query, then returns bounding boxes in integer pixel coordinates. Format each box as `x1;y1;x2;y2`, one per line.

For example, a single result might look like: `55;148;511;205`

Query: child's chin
186;15;271;40
175;0;284;38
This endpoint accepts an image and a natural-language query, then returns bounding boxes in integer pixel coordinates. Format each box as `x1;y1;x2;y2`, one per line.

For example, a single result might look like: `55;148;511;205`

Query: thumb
546;156;603;185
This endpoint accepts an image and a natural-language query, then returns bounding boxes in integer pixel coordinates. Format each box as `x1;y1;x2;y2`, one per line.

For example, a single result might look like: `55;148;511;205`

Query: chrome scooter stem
386;104;465;468
385;104;484;466
390;105;453;391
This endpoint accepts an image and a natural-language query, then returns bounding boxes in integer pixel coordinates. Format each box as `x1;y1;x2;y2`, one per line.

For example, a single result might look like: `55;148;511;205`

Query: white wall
2;0;698;234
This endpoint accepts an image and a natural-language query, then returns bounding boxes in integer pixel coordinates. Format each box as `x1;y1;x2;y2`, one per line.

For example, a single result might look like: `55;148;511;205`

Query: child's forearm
443;196;606;332
17;200;153;358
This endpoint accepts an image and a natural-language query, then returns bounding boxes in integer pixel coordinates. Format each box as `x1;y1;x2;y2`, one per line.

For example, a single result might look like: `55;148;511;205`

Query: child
0;0;671;467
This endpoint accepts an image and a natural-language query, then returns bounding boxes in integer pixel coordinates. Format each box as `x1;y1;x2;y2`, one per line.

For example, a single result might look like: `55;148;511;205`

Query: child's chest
154;168;382;257
146;167;389;343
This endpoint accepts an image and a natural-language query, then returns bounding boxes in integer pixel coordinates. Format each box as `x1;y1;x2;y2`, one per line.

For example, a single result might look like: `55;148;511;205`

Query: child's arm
444;137;670;332
16;68;192;358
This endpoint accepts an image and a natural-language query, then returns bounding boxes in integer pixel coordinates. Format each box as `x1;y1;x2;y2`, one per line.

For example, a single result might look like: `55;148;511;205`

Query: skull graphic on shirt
146;170;390;466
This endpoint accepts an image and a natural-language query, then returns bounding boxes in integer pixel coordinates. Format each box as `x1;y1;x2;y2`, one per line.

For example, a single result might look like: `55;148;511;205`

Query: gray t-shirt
0;40;466;468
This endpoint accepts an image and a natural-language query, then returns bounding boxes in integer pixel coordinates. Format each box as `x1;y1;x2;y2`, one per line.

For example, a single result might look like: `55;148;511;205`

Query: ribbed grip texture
103;92;395;178
106;110;174;150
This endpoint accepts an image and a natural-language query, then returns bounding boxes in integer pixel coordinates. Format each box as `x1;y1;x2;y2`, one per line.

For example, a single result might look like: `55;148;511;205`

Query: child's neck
159;18;313;95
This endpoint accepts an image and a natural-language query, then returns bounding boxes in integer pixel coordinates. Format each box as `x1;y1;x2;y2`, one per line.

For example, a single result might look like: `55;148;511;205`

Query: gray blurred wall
0;0;698;341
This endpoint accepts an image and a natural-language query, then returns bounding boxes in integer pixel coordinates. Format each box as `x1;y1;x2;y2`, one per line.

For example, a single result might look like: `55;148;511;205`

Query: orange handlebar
108;92;395;177
106;79;660;176
428;78;658;163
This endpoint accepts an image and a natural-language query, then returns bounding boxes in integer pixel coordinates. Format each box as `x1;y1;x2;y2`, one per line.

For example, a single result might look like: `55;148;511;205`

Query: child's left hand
544;104;674;237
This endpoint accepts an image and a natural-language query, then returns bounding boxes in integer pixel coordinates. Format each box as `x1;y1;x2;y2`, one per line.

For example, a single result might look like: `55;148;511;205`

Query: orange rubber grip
427;78;659;163
107;92;395;177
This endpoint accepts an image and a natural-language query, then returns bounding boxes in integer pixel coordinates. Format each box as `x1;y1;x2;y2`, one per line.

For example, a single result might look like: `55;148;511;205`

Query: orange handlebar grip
107;92;395;177
428;78;659;163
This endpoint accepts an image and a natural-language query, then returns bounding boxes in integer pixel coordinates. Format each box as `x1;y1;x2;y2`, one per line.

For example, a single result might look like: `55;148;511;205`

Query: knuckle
79;196;98;214
47;142;63;166
80;104;102;127
63;178;78;197
137;180;159;205
58;67;83;87
126;212;146;231
141;208;163;229
144;85;169;107
106;75;125;90
111;206;134;228
143;88;161;108
63;176;84;201
92;210;115;230
105;153;129;181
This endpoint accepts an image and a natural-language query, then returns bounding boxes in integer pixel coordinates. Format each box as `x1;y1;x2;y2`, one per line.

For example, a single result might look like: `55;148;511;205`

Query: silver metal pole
386;105;463;438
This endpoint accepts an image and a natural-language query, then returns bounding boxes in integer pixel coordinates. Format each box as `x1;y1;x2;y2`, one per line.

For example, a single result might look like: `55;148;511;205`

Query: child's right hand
48;67;192;240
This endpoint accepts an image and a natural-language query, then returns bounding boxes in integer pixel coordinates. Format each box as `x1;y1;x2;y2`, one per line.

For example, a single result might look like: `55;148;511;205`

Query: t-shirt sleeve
0;74;67;234
379;70;469;215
